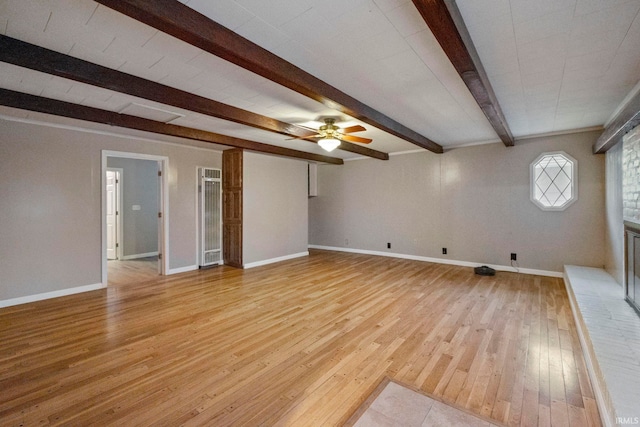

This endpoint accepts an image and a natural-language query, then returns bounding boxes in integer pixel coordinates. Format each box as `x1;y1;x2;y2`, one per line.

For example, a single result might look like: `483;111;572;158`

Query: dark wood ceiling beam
0;89;344;165
0;35;386;161
93;0;443;154
411;0;514;147
593;90;640;153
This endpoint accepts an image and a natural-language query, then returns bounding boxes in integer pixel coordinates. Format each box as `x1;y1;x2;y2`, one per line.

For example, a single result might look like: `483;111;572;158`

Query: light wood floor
107;256;159;287
0;250;600;426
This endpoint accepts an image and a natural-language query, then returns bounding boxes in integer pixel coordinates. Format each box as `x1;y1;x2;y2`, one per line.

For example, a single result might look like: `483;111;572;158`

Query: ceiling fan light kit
288;118;373;152
318;137;341;152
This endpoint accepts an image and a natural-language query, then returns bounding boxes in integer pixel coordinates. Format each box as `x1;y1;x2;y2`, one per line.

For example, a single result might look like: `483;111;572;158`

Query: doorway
102;151;169;286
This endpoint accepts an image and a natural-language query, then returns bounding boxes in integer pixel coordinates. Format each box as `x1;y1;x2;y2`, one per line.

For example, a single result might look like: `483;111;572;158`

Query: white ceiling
0;0;639;160
458;0;640;136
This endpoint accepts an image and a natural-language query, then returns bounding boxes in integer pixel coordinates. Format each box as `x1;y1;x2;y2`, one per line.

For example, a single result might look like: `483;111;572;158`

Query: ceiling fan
290;118;373;152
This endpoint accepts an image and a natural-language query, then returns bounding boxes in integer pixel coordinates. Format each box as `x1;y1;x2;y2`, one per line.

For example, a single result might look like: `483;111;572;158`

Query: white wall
310;131;605;273
0;118;221;302
243;152;308;266
605;140;624;284
623;126;640;223
604;125;640;286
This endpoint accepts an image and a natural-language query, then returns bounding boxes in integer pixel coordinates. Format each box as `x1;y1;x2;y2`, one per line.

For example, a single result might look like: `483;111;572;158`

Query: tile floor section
564;266;640;424
352;381;501;427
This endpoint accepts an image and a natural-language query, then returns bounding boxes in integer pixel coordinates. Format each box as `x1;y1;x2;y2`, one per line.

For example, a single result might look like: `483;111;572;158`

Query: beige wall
310;131;605;273
243;152;308;266
0;118;221;301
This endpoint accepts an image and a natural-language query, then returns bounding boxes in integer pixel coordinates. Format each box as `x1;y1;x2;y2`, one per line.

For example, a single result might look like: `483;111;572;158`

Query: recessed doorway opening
101;150;169;286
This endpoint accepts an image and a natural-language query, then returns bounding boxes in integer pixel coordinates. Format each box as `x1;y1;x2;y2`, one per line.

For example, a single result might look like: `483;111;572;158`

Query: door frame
106;167;123;260
101;150;169;285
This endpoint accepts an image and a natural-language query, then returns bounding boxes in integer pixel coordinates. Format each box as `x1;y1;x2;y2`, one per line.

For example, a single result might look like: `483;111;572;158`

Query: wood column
223;149;243;268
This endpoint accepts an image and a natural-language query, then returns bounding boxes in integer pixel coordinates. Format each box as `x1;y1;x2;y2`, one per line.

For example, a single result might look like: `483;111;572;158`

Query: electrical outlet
345;238;349;246
511;253;517;261
387;242;391;249
442;248;447;255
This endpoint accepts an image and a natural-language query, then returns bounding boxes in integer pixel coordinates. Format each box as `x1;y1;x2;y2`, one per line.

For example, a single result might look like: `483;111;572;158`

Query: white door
106;170;119;260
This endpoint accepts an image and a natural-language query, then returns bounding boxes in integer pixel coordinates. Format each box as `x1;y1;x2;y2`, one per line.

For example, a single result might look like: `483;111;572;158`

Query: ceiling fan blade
340;134;373;144
285;134;322;141
341;125;366;134
297;124;320;132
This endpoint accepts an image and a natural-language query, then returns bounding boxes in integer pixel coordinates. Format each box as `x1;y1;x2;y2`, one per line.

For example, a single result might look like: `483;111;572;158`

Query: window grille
530;152;577;211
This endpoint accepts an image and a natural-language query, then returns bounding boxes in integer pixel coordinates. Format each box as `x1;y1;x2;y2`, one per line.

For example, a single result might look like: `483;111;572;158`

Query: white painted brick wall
623;125;640;222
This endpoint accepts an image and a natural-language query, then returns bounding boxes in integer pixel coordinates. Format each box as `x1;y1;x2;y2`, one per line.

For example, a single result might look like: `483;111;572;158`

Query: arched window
530;151;577;211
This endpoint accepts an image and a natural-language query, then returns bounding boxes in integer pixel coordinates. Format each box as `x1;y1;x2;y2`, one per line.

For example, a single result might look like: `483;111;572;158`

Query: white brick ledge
564;265;640;427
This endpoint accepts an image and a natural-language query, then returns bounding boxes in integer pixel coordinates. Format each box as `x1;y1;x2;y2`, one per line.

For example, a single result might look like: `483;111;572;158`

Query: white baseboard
167;265;199;275
243;251;309;269
0;282;105;308
120;251;159;261
308;245;563;278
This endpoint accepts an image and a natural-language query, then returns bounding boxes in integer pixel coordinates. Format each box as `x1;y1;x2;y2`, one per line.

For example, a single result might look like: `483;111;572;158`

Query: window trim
530;151;578;211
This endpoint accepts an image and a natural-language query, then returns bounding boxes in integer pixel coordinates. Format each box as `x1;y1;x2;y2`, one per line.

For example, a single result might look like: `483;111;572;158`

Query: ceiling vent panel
118;102;184;123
